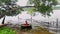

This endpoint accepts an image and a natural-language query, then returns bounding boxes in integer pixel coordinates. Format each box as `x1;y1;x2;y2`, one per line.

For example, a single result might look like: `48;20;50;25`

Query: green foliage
0;0;11;5
0;26;16;34
28;0;58;16
27;8;34;14
27;8;36;16
0;0;22;18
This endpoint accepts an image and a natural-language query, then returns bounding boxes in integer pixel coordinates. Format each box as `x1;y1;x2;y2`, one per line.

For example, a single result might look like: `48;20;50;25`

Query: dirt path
15;29;32;34
16;30;32;34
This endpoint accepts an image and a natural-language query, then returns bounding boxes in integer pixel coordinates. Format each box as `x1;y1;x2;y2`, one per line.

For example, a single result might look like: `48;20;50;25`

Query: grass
0;26;16;34
31;26;54;34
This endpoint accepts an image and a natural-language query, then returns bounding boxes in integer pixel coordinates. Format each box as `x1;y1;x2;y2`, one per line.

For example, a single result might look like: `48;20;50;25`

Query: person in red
25;20;29;26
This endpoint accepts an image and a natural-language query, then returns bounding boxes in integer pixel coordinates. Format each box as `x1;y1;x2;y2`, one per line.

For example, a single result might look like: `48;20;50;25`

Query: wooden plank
0;24;7;27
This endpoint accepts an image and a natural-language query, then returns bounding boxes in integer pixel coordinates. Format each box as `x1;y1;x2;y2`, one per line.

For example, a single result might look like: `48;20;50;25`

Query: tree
26;0;58;29
27;0;58;16
0;0;23;24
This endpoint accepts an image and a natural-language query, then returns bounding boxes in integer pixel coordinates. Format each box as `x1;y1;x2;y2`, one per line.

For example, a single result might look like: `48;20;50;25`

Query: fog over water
0;10;60;34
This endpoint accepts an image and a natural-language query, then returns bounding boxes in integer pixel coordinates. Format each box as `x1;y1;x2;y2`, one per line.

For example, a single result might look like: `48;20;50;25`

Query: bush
0;26;16;34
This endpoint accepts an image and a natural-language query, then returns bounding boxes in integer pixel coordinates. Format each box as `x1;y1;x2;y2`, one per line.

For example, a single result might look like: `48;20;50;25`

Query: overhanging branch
20;6;34;8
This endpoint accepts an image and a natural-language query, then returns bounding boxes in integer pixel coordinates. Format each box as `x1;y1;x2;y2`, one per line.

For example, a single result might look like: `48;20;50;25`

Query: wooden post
56;18;58;34
2;16;5;24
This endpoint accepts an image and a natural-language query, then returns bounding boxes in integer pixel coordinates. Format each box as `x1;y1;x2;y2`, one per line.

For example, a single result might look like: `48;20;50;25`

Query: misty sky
16;0;28;6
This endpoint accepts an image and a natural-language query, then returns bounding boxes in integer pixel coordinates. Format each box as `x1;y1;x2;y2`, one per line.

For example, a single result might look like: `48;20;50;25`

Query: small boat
21;20;32;30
